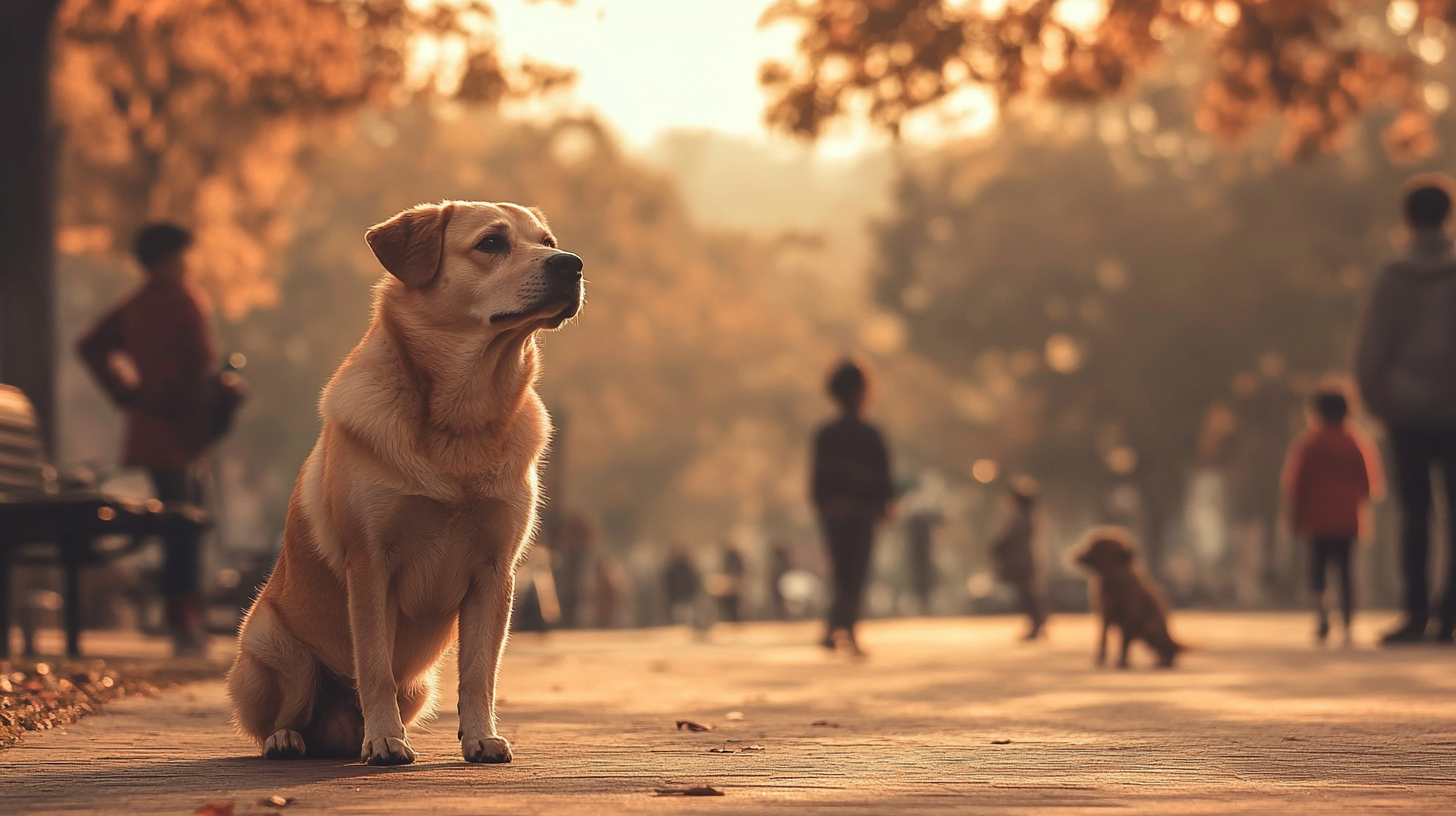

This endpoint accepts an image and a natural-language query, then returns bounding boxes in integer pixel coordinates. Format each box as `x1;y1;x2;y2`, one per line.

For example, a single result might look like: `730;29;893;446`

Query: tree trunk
0;0;61;453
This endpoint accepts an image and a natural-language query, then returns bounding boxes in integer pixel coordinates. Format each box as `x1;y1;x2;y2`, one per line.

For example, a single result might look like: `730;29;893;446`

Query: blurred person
77;223;216;656
554;514;597;628
905;504;945;615
1281;390;1384;645
661;542;702;626
589;556;622;628
989;477;1047;641
1355;176;1456;645
714;542;746;623
767;540;792;620
811;359;893;656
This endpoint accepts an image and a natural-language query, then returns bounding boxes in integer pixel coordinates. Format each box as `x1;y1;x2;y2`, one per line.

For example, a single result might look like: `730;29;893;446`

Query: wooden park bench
0;384;208;658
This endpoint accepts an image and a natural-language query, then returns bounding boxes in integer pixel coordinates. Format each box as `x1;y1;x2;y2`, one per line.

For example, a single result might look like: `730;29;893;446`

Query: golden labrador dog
1073;527;1185;669
225;201;583;765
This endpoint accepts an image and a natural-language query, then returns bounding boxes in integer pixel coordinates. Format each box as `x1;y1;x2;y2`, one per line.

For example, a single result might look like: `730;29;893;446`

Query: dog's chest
384;494;526;617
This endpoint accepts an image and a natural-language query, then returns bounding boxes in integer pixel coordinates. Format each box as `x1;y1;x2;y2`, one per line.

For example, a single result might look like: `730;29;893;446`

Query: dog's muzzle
544;252;584;321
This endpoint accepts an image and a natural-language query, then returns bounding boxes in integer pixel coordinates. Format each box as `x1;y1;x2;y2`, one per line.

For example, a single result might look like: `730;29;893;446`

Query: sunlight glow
492;0;837;149
1051;0;1107;36
1388;0;1419;35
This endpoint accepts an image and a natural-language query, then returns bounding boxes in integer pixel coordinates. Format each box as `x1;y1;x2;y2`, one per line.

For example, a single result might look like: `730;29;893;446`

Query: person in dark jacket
990;477;1047;641
811;359;893;655
77;223;215;656
1355;176;1456;644
715;543;746;623
662;543;702;626
905;506;944;615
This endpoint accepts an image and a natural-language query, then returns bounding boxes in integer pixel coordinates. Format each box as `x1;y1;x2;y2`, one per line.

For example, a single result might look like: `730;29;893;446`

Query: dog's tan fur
1073;527;1184;669
225;201;582;765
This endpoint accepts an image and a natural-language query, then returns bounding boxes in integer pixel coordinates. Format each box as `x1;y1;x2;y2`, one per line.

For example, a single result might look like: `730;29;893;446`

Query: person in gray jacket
1355;176;1456;645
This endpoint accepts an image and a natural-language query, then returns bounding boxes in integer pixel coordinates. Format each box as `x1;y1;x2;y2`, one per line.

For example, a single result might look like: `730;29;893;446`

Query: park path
3;612;1455;815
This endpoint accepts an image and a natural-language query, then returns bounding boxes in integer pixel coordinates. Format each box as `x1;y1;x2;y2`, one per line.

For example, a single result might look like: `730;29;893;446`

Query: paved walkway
3;612;1455;815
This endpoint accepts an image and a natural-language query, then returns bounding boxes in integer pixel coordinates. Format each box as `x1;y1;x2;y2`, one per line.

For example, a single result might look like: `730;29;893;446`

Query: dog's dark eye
542;235;558;249
475;233;509;254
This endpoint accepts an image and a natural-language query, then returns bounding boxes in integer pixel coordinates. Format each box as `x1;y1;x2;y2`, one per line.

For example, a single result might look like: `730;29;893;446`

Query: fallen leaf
724;711;744;721
655;785;725;797
260;794;292;807
195;803;235;816
676;719;715;732
708;747;736;753
739;744;765;752
811;720;839;728
990;739;1012;745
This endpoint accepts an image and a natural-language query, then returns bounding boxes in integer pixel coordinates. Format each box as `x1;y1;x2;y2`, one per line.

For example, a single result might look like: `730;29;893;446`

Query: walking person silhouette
811;359;893;656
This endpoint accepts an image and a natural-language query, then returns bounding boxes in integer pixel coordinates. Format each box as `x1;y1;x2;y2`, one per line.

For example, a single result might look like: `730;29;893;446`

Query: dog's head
366;201;583;330
1073;527;1137;574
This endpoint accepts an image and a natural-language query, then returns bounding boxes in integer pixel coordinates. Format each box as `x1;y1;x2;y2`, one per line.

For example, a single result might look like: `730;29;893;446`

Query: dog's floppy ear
366;203;454;288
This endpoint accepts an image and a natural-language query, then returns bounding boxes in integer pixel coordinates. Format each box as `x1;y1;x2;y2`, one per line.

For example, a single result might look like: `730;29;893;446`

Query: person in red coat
1282;390;1385;645
78;223;216;656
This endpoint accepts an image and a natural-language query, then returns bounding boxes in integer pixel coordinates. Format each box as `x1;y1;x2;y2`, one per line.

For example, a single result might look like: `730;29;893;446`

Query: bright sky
491;0;878;154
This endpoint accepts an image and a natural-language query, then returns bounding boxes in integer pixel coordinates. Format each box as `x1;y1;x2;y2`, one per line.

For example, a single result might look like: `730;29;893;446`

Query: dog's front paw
461;734;513;764
263;729;306;759
361;735;417;766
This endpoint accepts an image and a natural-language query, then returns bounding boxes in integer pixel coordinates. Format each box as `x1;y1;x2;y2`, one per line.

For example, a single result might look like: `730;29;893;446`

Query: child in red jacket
1282;390;1385;645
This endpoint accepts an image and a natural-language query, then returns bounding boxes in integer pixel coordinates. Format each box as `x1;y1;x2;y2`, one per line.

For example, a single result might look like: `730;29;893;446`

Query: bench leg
63;548;82;659
0;553;10;659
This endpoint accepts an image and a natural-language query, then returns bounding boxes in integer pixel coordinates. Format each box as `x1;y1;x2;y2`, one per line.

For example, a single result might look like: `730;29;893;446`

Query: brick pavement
3;612;1455;815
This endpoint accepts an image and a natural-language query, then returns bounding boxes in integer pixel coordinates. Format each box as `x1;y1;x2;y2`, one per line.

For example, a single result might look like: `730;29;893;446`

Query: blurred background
10;0;1456;635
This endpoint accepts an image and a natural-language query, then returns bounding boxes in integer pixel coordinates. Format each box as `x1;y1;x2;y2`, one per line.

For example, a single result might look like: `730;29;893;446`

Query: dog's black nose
545;252;583;282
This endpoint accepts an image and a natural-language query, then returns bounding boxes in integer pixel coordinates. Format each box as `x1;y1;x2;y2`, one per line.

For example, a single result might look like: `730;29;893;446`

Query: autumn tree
2;0;568;443
760;0;1449;159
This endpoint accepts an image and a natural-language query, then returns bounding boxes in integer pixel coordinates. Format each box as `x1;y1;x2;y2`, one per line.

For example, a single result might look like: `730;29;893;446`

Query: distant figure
716;543;746;623
555;514;597;628
661;543;702;626
767;540;792;620
905;506;944;615
589;557;622;629
811;359;893;656
1355;175;1456;645
989;477;1047;640
1074;527;1185;669
1281;391;1384;645
77;223;215;657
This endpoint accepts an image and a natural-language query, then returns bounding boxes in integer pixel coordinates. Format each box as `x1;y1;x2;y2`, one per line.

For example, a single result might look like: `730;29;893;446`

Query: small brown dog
1073;527;1184;669
226;201;582;765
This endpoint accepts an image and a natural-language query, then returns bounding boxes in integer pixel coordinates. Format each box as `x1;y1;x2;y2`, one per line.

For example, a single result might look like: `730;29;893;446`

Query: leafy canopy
760;0;1451;159
53;0;571;317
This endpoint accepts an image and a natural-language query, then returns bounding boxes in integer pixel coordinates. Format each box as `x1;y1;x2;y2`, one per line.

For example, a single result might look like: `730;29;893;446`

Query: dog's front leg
457;562;515;764
346;554;414;765
1116;626;1133;670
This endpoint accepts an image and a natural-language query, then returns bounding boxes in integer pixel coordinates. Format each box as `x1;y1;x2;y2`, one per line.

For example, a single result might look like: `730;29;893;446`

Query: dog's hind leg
1116;626;1133;669
231;603;318;759
1094;617;1110;667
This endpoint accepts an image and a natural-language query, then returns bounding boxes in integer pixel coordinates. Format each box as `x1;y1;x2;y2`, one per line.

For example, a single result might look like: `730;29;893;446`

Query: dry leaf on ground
195;803;235;816
990;739;1012;745
260;794;293;807
675;719;714;731
811;720;839;727
655;785;725;796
